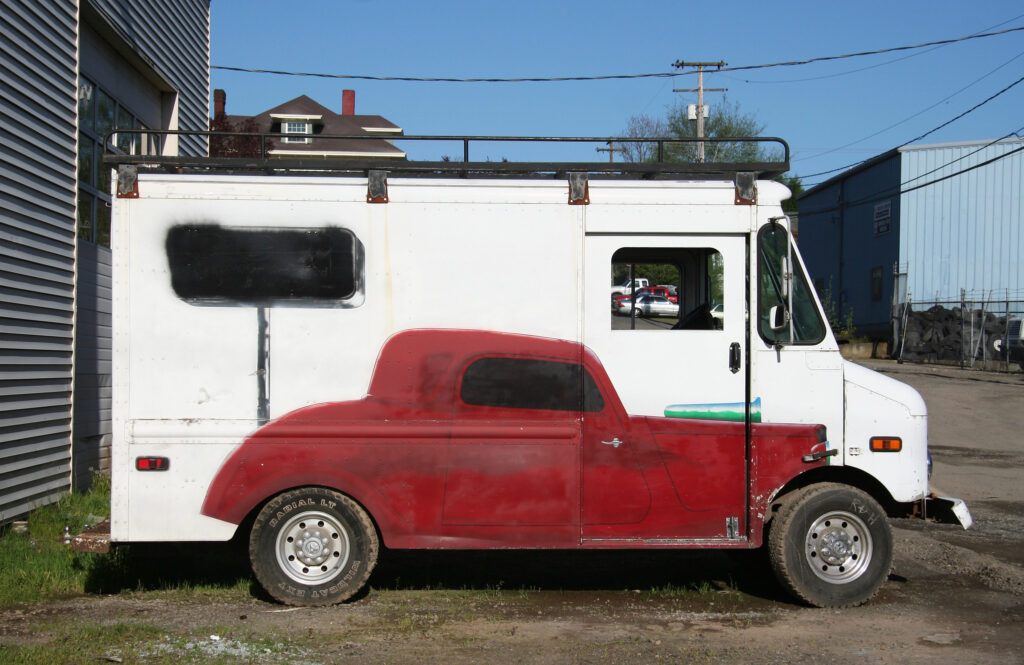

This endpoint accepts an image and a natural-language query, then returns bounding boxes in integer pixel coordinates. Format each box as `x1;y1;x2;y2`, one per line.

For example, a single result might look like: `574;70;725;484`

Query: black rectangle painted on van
166;225;358;304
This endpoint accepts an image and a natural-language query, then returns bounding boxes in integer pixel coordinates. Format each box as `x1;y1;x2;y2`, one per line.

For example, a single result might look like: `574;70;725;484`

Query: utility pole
596;141;626;163
672;60;726;162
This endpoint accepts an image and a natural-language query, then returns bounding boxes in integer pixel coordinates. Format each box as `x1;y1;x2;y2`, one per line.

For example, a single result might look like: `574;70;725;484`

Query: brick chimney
342;89;355;115
214;89;226;117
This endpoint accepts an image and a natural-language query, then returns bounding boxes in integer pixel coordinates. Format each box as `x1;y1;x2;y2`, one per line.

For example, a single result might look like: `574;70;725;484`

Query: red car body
202;329;826;549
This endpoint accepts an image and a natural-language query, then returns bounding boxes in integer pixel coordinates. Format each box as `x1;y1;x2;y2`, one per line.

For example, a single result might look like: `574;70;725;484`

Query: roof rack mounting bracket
734;172;756;205
367;170;389;203
117;164;139;198
568;172;589;205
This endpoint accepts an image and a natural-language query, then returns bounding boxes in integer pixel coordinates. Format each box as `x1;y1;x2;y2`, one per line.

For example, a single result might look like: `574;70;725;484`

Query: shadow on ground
82;540;794;605
370;548;790;602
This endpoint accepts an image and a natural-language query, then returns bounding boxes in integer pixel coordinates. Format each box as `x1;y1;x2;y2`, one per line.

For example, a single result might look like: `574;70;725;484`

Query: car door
440;355;580;536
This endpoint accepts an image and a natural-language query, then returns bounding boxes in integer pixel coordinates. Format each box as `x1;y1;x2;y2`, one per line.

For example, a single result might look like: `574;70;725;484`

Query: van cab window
610;248;723;331
757;224;825;344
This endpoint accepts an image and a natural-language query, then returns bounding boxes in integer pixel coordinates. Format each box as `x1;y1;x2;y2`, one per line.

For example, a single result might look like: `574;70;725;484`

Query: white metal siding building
899;140;1024;303
0;0;209;523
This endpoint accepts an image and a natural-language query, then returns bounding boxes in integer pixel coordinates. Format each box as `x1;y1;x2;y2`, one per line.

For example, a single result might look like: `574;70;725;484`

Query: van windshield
758;224;825;344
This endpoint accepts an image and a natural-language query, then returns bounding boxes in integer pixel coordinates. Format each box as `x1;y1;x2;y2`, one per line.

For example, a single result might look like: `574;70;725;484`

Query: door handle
601;438;622;449
729;342;741;374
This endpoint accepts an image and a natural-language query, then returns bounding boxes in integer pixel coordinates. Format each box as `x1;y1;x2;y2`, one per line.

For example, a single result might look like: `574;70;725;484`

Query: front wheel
768;483;893;608
249;487;379;605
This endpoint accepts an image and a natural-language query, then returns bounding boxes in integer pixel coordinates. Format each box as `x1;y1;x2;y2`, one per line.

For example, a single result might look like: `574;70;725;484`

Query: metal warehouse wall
798;153;902;337
899;139;1024;303
74;0;209;491
87;0;210;157
0;0;78;522
1;0;209;522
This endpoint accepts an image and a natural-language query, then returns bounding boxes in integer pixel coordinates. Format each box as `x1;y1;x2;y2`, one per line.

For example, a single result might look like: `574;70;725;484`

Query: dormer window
282;121;312;144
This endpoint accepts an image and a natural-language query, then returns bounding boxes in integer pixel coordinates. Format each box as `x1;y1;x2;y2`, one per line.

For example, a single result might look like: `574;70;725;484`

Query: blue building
797;138;1024;338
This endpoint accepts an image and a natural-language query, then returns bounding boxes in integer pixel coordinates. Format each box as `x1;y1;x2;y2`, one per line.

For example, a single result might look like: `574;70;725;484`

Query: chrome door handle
602;438;622;448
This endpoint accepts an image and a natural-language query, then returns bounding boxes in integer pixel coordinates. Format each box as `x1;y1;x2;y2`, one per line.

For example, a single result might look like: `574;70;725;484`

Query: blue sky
210;1;1024;186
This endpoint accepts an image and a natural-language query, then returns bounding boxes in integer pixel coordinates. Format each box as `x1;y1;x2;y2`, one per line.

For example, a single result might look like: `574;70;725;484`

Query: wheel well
234;484;383;547
765;467;899;524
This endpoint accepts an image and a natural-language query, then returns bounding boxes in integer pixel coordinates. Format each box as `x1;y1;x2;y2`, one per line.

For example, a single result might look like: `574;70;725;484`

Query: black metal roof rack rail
102;131;790;180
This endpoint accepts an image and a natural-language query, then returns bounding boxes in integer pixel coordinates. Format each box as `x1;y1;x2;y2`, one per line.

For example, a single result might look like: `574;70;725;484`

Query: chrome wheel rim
804;510;872;584
275;510;351;585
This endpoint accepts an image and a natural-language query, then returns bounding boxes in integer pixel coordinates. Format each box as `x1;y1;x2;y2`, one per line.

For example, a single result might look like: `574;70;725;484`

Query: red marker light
136;456;170;471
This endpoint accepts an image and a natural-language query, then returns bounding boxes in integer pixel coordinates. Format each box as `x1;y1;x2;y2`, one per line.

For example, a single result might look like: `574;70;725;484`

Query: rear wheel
249;487;379;605
768;483;892;608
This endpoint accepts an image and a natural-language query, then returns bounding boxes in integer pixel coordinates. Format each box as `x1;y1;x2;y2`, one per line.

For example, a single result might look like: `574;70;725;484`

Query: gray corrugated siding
0;0;77;522
899;140;1024;302
72;0;209;489
2;0;209;520
72;242;111;488
86;0;210;157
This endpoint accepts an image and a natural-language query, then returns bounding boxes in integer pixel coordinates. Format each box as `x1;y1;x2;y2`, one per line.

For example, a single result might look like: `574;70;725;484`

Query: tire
768;483;893;608
249;487;379;606
632;306;643;318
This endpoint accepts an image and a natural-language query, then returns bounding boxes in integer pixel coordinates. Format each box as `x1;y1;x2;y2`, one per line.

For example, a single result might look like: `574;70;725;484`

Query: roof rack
102;131;790;180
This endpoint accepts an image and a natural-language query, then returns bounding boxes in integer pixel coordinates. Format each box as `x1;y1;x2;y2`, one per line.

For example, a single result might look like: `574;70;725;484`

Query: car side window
460;357;605;413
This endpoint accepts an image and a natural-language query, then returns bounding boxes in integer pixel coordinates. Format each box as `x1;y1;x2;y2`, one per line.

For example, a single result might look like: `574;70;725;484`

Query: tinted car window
460;357;605;413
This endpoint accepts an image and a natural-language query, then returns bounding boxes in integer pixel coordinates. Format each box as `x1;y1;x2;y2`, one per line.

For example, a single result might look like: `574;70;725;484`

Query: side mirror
769;305;788;331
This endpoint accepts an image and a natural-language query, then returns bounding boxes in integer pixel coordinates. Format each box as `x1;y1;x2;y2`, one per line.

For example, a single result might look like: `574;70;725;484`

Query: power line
805;127;1023;192
723;13;1024;84
797;60;1024;177
696;25;1024;75
799;71;1024;183
799;143;1024;217
212;25;1024;84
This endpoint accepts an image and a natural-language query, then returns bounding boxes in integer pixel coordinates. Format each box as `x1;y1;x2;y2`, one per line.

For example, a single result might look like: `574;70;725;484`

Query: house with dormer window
211;89;405;159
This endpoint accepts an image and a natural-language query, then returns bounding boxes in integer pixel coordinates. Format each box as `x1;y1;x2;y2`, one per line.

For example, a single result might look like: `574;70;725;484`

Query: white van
103;137;969;608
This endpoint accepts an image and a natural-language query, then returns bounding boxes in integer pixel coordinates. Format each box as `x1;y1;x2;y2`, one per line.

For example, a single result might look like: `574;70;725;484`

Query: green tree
621;98;804;212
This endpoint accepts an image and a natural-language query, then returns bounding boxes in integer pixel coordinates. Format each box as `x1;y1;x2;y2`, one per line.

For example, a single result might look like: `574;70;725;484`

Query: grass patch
0;474;113;605
0;475;252;606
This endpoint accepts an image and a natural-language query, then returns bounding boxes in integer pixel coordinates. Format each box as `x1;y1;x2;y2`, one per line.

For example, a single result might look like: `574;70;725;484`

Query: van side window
460;357;605;413
165;225;362;305
757;224;825;344
610;248;723;331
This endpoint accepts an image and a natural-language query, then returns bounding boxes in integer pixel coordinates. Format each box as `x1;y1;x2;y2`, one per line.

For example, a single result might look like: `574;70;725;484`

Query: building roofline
897;136;1024;152
800;137;1024;201
798;147;900;201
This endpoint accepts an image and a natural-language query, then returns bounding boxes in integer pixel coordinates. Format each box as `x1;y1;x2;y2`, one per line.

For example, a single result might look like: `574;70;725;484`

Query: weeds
0;474;250;606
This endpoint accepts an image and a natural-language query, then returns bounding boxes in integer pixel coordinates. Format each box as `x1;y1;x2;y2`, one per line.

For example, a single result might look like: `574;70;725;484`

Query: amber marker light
870;437;902;452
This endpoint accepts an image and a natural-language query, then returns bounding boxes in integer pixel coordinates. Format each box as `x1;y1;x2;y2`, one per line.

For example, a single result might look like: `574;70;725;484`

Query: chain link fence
891;294;1024;371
